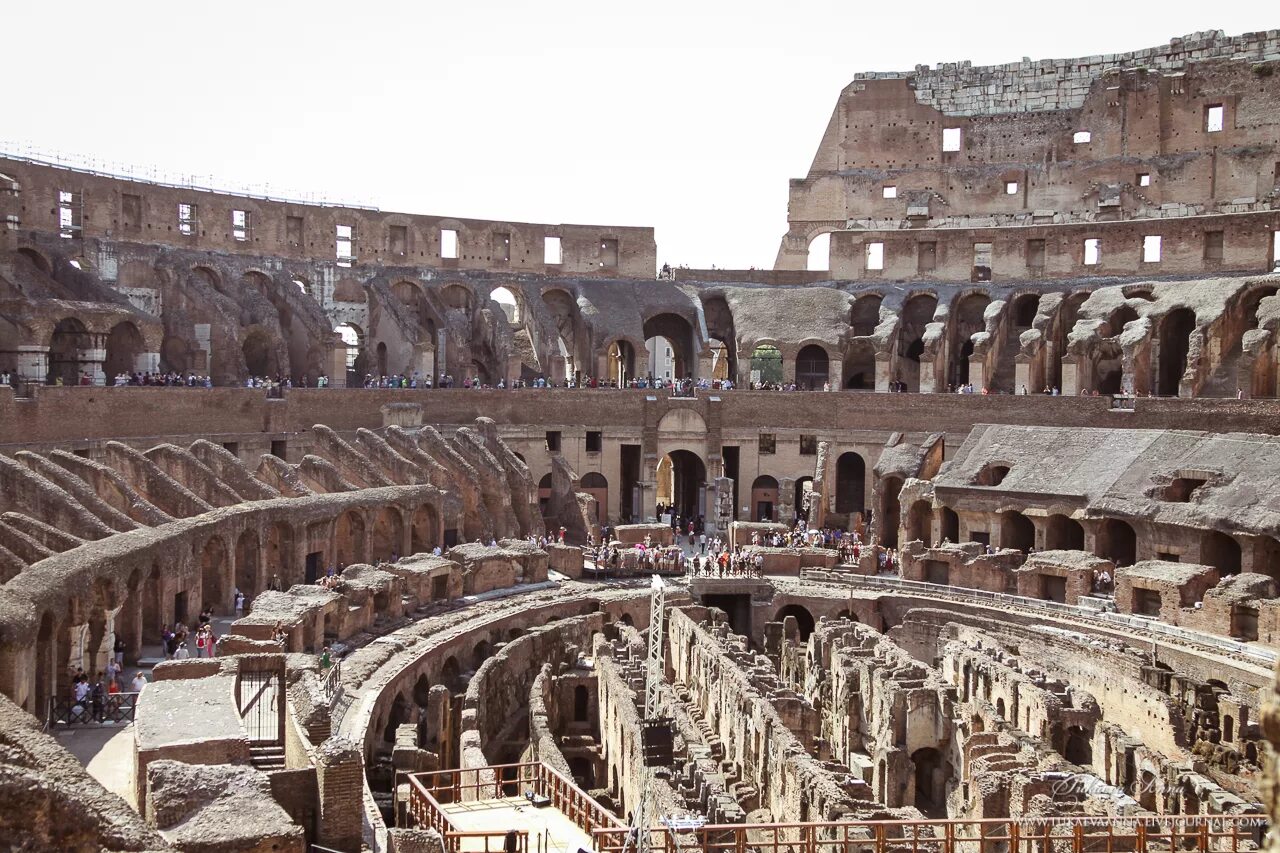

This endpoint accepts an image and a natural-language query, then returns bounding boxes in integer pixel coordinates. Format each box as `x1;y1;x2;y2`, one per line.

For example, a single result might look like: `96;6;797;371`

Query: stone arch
489;285;522;324
471;639;493;670
1045;515;1085;551
1000;511;1035;552
371;506;404;563
907;500;932;545
949;292;991;388
573;684;590;721
411;504;440;553
581;472;608;526
235;528;261;601
807;232;831;271
1052;292;1089;389
1157;308;1196;396
775;604;816;640
851;294;883;337
751;475;779;522
795;343;831;390
335;510;367;567
1107;304;1139;337
200;537;230;615
702;296;738;381
749;343;783;385
643;313;696;381
603;338;638;386
104;321;146;379
1096;518;1137;567
440;655;463;692
897;293;937;391
1011;293;1040;328
659;450;707;521
940;507;960;543
47;317;90;385
413;673;432;707
844;340;877;390
440;283;474;314
16;246;52;276
242;327;279;378
1201;530;1241;576
542;288;586;383
384;691;409;744
835;452;866;515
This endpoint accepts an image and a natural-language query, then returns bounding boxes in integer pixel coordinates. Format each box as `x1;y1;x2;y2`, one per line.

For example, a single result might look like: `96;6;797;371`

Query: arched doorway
1096;518;1136;567
851;295;882;337
844;342;876;390
940;507;960;544
702;297;738;381
1045;514;1084;550
1065;727;1093;766
751;475;779;521
335;510;366;566
643;314;695;381
411;505;439;554
907;500;932;544
897;294;937;392
242;329;278;378
1000;511;1035;552
807;233;831;271
658;450;706;522
490;286;522;324
605;340;635;386
750;344;783;386
335;323;365;386
48;317;90;385
371;507;403;562
950;293;991;388
1157;309;1196;396
911;747;946;817
581;472;608;526
104;321;145;379
775;604;816;640
835;452;866;515
795;344;830;390
1201;531;1241;576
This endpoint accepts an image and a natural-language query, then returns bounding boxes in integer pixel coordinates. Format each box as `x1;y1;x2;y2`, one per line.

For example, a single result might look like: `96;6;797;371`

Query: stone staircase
249;743;286;771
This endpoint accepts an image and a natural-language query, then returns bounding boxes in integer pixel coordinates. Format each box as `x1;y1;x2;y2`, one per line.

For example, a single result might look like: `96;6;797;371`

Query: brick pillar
316;736;364;851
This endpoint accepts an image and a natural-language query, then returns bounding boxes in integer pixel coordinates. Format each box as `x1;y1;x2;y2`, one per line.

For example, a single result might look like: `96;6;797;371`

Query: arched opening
907;500;932;545
47;317;90;385
1052;292;1089;389
750;475;779;522
573;685;590;722
897;294;937;392
940;507;960;544
1094;342;1124;395
996;697;1007;718
657;450;707;522
200;538;229;615
1063;727;1092;766
1000;511;1035;552
384;692;409;744
471;639;493;671
844;342;876;390
835;452;866;516
775;604;816;641
17;247;52;276
795;477;814;523
242;329;278;379
440;656;463;692
1222;714;1234;743
950;293;991;388
702;297;738;382
440;284;473;315
910;747;946;817
1011;294;1040;328
371;507;403;563
413;674;432;707
335;510;367;566
1107;305;1138;337
104;321;145;380
1044;515;1085;551
880;477;904;548
335;323;365;387
605;340;635;386
235;529;260;601
1157;308;1196;396
581;472;608;527
490;286;521;324
807;233;830;271
376;341;388;377
851;295;883;337
749;344;783;385
1096;518;1137;567
1201;531;1241;576
795;344;830;390
643;314;695;381
542;289;584;384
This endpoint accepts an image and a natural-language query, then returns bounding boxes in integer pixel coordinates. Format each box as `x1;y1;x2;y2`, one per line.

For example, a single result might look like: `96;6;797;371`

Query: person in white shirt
131;673;148;692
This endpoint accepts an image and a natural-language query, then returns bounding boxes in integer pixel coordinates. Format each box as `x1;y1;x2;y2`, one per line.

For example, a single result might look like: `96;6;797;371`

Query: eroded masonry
3;28;1280;853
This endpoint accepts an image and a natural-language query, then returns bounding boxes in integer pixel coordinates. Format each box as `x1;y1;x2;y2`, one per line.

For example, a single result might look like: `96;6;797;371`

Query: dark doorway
701;593;751;639
173;591;188;625
305;551;322;585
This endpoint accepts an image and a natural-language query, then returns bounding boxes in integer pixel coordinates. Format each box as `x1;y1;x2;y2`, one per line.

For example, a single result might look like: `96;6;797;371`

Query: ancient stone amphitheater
2;27;1280;853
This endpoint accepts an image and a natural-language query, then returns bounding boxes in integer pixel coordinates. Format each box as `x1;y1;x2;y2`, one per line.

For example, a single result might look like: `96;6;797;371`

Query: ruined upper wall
863;30;1280;116
0;157;657;278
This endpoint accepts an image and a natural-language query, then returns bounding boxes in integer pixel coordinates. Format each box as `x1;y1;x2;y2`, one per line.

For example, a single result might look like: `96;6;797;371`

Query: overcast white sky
4;2;1275;269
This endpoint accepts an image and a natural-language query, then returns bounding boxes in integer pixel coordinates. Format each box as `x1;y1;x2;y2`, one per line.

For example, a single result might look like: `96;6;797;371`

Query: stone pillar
1014;357;1031;394
782;353;796;386
1060;358;1080;396
875;353;892;392
778;477;796;526
133;351;160;374
15;345;48;384
316;736;364;853
639;479;656;522
827;358;843;390
81;333;106;387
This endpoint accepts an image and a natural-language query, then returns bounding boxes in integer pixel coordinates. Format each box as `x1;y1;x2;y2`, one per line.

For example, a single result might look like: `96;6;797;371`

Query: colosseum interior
3;25;1280;853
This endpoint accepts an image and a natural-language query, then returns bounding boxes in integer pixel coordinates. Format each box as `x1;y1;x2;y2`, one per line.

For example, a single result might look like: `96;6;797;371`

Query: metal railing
320;659;343;708
406;761;623;852
800;571;1277;664
591;814;1265;853
47;692;139;727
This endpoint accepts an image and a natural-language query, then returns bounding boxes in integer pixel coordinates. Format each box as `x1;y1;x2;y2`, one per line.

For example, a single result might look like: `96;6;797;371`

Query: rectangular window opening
232;209;250;242
1084;238;1101;266
336;224;355;267
800;435;817;456
917;242;936;273
286;215;303;246
1138;173;1151;187
865;241;884;271
882;186;897;199
441;228;458;259
942;127;961;152
389;224;408;256
270;440;288;460
546;430;562;453
1143;235;1162;263
1206;104;1224;133
972;242;993;282
544;236;562;265
179;203;196;236
1073;130;1092;144
58;190;82;238
1005;181;1018;195
586;431;602;453
758;433;776;455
